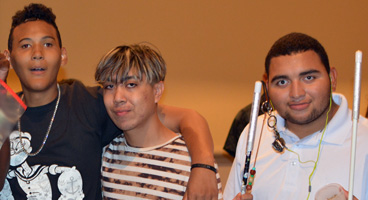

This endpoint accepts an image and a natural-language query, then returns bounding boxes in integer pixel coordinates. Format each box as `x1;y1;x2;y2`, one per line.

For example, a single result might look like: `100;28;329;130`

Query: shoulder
58;78;107;121
171;135;187;146
162;136;190;156
59;79;102;97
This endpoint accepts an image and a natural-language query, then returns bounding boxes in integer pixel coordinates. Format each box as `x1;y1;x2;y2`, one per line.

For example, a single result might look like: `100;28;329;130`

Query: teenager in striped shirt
95;44;223;200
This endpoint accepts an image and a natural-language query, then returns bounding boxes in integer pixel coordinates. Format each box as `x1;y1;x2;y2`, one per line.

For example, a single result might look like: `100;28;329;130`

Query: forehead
12;20;58;42
268;50;327;78
109;69;146;82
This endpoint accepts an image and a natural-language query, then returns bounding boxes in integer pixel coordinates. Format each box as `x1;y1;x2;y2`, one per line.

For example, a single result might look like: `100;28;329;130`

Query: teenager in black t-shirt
0;3;218;199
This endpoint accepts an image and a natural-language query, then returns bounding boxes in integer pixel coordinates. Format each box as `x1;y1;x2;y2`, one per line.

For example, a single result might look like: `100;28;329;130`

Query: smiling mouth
30;68;45;71
289;103;309;110
115;110;130;116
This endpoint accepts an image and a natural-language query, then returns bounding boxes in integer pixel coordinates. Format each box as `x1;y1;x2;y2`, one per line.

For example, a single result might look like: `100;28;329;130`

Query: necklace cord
18;84;61;157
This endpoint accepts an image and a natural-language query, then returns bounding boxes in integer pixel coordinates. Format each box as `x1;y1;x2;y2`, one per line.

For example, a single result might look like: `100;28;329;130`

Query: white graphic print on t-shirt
0;131;85;200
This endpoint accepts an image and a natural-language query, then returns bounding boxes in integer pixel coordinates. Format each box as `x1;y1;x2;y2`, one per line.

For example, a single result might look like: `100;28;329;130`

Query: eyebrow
118;75;139;83
18;36;56;43
299;69;320;76
270;69;321;83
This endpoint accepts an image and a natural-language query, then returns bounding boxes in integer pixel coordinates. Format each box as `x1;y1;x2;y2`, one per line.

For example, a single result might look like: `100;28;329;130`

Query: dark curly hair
8;3;62;51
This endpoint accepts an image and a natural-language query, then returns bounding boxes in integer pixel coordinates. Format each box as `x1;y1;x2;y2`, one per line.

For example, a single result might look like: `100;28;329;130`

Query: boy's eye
104;84;114;90
21;44;31;49
305;76;315;81
276;79;288;86
44;43;53;47
126;83;137;88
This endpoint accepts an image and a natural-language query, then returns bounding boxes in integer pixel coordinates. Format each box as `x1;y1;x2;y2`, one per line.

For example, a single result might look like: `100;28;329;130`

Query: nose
289;81;305;101
31;45;44;60
113;86;126;105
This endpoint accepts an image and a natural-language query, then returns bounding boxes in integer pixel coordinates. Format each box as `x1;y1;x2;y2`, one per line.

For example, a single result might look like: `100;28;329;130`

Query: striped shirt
102;134;223;200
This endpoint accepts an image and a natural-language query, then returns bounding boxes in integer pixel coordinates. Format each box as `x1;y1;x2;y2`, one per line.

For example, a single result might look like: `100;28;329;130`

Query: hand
0;51;10;81
233;192;253;200
183;167;218;200
341;187;358;200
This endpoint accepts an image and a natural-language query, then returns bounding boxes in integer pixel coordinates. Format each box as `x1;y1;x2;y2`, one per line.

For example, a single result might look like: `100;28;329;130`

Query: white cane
348;50;362;200
241;81;262;194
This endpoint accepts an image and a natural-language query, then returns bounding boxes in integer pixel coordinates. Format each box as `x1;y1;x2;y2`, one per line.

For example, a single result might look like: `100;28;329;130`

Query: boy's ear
329;67;337;92
262;73;269;90
262;72;267;82
154;81;164;103
3;49;12;69
61;47;68;66
264;75;270;90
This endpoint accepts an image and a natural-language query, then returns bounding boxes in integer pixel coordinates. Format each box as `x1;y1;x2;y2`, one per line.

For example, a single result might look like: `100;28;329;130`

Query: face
267;50;337;127
6;20;67;93
103;72;163;132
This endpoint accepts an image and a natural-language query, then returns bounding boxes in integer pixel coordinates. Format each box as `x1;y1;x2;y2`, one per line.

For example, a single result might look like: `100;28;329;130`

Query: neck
286;101;339;139
124;116;177;148
22;85;59;107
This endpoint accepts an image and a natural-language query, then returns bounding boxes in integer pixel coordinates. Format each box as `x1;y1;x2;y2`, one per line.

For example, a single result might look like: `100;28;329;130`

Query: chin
25;82;52;90
284;113;315;125
289;116;318;125
117;123;135;132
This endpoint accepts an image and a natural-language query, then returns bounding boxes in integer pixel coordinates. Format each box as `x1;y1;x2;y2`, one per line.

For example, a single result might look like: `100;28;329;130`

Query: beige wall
1;0;368;157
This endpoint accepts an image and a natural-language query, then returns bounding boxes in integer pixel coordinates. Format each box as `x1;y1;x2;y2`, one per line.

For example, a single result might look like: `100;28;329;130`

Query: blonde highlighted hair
95;44;166;85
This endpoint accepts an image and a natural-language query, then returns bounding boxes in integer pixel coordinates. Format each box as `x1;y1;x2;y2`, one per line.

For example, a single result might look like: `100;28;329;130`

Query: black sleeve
223;104;253;157
59;79;121;147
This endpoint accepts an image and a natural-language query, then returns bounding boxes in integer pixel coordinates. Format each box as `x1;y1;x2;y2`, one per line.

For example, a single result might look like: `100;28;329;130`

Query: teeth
31;68;45;71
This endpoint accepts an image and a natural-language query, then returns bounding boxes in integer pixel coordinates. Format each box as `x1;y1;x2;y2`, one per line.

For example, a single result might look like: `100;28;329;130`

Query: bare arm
158;104;218;199
0;138;10;190
158;104;214;162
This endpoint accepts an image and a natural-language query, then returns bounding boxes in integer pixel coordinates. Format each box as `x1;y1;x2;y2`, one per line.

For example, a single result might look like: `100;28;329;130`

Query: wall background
1;0;368;186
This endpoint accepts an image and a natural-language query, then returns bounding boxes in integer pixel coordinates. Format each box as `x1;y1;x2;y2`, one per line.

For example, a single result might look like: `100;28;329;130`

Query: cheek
10;56;22;69
306;83;330;98
269;89;282;102
143;94;149;101
103;95;113;109
268;89;288;110
50;56;62;67
132;95;148;110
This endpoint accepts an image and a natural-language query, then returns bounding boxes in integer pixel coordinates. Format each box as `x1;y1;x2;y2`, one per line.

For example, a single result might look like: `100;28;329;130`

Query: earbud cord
305;93;332;200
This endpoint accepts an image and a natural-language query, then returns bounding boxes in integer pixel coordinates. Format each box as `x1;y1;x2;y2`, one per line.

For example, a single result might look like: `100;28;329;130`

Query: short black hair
265;32;330;75
8;3;62;51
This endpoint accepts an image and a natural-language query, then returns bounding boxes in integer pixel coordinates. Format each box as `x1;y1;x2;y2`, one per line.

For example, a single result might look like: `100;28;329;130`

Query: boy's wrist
191;163;217;173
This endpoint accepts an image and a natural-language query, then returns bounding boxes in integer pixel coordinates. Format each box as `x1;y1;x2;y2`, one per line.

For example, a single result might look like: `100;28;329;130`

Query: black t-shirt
0;80;120;200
